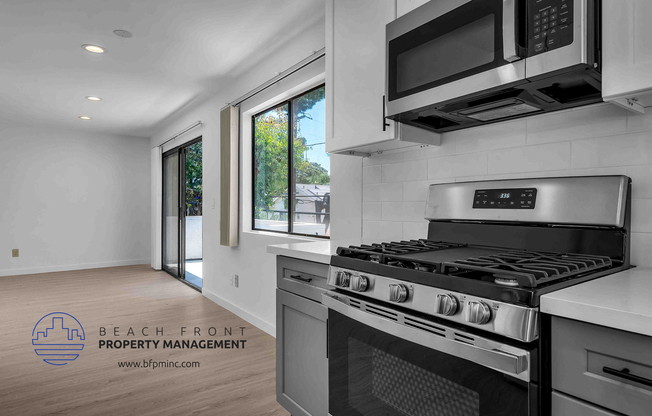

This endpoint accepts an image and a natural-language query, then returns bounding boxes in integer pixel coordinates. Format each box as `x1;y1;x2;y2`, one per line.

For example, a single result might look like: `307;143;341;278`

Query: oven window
328;310;532;416
348;338;480;415
396;14;495;93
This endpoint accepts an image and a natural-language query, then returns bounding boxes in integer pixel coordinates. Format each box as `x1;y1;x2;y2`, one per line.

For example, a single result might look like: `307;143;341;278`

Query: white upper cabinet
602;0;652;113
325;0;440;155
326;0;397;155
397;0;431;18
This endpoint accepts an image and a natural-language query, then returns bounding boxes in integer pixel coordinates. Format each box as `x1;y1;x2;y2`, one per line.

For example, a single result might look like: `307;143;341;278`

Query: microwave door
386;0;527;118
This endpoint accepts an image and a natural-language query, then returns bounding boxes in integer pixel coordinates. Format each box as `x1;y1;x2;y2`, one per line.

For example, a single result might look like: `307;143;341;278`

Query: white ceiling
0;0;324;137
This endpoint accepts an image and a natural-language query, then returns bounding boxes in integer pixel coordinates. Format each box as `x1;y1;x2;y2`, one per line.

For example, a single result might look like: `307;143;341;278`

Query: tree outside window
253;85;329;237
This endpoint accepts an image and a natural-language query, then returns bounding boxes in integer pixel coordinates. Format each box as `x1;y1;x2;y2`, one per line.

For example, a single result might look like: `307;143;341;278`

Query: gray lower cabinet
276;285;328;416
551;392;619;416
552;316;652;416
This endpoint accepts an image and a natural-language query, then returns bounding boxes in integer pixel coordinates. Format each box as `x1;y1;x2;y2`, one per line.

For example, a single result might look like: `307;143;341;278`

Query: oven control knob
435;294;459;316
350;275;369;292
465;301;492;325
336;271;351;288
388;284;408;303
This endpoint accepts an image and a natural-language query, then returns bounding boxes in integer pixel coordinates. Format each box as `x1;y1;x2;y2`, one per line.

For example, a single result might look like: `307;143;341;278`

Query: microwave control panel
528;0;574;55
473;188;537;209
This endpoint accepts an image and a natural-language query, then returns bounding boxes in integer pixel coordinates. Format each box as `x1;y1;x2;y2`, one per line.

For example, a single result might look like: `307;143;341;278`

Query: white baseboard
0;258;150;277
203;288;276;338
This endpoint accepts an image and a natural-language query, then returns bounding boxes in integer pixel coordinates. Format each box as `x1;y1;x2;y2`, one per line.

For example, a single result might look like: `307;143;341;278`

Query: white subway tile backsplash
379;182;403;201
363;183;380;202
363;183;403;202
403;179;453;201
363;202;382;221
526;104;627;145
631;233;652;268
626;110;652;133
451;119;526;153
363;165;381;184
632;199;652;233
382;201;427;222
488;142;571;174
403;137;457;160
626;165;652;199
363;151;405;166
382;159;428;183
571;132;652;169
428;152;488;179
403;221;428;240
363;221;403;243
362;104;652;247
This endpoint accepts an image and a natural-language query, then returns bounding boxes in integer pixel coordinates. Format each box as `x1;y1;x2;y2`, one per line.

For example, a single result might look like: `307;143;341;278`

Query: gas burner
443;251;613;288
494;276;519;287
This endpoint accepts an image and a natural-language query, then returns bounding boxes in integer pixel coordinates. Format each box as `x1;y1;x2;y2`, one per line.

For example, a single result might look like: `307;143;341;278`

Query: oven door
386;0;527;118
323;292;537;416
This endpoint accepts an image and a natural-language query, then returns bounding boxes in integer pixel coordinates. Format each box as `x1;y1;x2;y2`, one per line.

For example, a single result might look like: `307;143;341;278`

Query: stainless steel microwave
386;0;602;133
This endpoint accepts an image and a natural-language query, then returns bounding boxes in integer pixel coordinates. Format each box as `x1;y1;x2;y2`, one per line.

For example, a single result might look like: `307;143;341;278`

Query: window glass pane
254;104;289;232
292;86;330;237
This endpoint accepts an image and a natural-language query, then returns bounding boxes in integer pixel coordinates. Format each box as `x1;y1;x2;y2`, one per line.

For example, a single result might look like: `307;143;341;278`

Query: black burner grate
442;251;613;288
337;240;466;265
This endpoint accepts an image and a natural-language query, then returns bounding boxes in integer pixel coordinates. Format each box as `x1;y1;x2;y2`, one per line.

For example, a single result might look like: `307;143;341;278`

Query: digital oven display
473;188;537;209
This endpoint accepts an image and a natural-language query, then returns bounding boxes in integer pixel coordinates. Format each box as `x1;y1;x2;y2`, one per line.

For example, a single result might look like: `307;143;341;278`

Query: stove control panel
473;188;537;209
327;266;540;342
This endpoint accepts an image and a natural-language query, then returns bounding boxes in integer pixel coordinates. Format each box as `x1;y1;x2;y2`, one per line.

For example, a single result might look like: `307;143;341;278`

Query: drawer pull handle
603;366;652;388
289;274;312;283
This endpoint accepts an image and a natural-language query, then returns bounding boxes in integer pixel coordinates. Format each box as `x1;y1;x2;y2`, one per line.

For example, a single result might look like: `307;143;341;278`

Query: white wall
149;17;332;336
361;103;652;268
0;123;151;276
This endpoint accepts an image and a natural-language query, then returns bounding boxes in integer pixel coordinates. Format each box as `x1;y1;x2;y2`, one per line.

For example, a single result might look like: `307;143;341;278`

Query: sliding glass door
162;138;202;289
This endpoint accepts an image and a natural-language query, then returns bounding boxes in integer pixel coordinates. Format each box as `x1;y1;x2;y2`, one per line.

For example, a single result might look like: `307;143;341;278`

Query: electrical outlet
229;274;234;286
234;275;239;288
12;249;19;258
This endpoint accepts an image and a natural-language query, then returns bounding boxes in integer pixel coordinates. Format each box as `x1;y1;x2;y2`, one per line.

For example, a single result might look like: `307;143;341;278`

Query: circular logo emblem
32;312;85;366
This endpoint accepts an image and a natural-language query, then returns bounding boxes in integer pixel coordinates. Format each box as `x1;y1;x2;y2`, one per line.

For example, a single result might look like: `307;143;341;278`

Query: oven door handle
322;292;529;379
503;0;521;62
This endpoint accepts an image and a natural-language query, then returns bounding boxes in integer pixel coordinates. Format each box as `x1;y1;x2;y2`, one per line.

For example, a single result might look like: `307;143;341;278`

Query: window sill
243;229;329;243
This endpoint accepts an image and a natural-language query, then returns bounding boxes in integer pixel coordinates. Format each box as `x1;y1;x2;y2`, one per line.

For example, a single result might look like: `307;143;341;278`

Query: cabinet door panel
276;289;328;416
327;0;396;153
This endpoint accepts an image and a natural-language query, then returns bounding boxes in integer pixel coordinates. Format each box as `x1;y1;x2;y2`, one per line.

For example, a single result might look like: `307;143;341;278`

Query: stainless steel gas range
323;176;631;416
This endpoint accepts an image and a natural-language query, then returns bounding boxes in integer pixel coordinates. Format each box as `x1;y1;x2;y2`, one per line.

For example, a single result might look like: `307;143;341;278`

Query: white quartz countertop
267;239;360;264
541;268;652;336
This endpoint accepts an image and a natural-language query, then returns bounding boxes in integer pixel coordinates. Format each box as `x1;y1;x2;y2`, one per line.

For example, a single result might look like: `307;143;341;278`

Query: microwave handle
503;0;521;62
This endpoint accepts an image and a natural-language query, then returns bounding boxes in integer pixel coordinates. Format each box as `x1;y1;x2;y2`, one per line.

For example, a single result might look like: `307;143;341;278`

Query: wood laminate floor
0;265;289;416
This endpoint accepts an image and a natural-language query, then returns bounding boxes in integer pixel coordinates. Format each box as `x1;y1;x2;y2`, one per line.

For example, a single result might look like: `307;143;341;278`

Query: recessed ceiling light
86;96;102;101
79;116;92;120
82;44;106;54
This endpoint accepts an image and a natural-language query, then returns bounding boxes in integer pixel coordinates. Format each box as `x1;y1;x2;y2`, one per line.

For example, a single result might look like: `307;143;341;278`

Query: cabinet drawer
552;316;652;416
551;392;619;416
277;256;330;302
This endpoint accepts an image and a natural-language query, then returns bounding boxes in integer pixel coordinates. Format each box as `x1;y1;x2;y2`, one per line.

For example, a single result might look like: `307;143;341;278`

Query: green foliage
254;106;289;218
254;87;329;220
185;142;202;216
